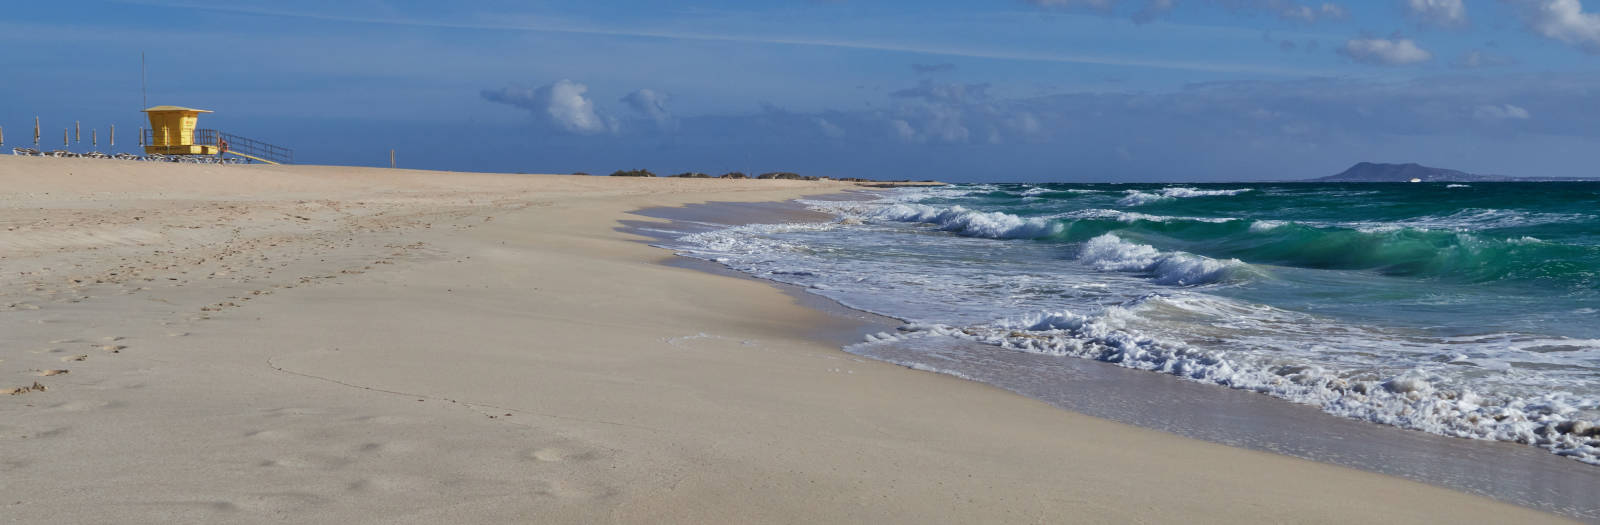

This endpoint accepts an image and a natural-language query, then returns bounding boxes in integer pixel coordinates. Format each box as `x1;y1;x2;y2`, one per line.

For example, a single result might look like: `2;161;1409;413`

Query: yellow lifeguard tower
143;106;217;155
141;105;293;164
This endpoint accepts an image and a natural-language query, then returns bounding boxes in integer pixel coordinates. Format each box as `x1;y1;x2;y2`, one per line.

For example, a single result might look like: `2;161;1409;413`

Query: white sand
0;156;1574;523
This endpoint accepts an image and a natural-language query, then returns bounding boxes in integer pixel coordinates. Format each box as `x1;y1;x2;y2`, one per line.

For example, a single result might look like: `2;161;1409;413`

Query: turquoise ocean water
671;182;1600;464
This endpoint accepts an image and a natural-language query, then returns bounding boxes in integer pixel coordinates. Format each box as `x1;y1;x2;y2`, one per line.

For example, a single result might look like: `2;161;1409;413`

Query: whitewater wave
877;204;1062;239
1398;208;1593;231
882;185;999;203
1021;186;1105;197
1077;234;1243;286
807;200;1064;240
1118;187;1253;206
850;301;1600;465
1055;208;1240;225
1249;220;1289;232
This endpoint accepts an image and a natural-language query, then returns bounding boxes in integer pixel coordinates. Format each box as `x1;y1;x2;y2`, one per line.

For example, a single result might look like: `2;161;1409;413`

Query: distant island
1306;162;1594;182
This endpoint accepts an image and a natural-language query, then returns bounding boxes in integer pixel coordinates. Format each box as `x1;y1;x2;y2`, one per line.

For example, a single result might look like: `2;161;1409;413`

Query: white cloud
621;89;674;130
889;120;917;142
886;81;1029;143
1407;0;1467;26
482;80;616;135
1512;0;1600;53
1281;2;1347;21
1473;104;1532;120
814;117;846;138
1215;0;1347;22
1006;112;1044;136
1338;37;1433;65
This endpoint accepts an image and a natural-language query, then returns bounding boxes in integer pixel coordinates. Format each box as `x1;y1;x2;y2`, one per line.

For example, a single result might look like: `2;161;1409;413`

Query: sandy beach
0;156;1576;523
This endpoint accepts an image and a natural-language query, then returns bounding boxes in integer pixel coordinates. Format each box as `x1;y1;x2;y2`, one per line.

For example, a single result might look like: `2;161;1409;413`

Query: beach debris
2;382;48;395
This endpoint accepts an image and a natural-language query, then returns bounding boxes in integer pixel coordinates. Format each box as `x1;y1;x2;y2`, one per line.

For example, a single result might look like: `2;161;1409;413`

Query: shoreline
634;195;1600;520
0;157;1578;523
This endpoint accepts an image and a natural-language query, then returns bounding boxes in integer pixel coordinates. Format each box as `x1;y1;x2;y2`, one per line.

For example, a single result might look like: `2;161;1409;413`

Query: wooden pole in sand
34;117;40;146
75;121;81;143
390;149;395;169
92;129;98;149
63;128;69;148
110;125;116;151
138;127;144;147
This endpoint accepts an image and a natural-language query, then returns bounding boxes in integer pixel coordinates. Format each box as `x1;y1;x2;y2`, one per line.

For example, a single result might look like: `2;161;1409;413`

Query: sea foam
849;300;1600;465
852;202;1063;239
1078;234;1242;286
1117;187;1253;206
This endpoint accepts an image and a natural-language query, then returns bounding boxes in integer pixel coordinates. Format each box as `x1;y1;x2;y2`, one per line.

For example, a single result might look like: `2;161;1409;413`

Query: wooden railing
144;128;294;164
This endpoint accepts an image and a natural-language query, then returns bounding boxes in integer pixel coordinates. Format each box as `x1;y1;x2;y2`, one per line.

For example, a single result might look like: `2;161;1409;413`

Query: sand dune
0;156;1574;523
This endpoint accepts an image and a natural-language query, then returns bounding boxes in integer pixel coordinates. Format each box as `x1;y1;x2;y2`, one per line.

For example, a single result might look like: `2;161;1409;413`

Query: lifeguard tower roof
142;105;212;114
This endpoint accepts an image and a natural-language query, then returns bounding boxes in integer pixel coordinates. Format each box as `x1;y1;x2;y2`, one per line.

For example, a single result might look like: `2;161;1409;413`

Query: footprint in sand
258;454;353;470
61;355;88;362
35;369;69;377
244;429;296;441
529;447;599;463
346;474;433;493
530;479;619;500
49;339;80;344
226;491;330;514
46;399;124;412
98;345;126;353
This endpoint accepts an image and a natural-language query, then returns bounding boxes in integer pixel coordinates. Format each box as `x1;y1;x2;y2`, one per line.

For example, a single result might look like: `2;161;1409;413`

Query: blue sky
3;0;1599;181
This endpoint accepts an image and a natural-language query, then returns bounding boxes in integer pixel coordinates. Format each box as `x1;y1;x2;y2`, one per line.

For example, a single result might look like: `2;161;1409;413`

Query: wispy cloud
1473;103;1531;120
1339;36;1433;65
1454;49;1517;68
621;89;675;131
108;0;1332;76
1213;0;1348;22
912;63;957;74
1406;0;1468;27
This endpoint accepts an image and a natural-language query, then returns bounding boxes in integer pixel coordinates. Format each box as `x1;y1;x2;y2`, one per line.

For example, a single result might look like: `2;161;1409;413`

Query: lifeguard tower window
141;106;293;164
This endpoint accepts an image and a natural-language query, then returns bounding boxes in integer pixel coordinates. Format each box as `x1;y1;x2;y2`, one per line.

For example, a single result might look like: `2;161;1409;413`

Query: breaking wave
1117;187;1254;206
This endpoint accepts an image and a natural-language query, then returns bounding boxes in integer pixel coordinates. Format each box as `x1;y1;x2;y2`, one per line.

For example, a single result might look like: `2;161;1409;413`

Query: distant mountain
1306;162;1519;182
1306;162;1597;182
